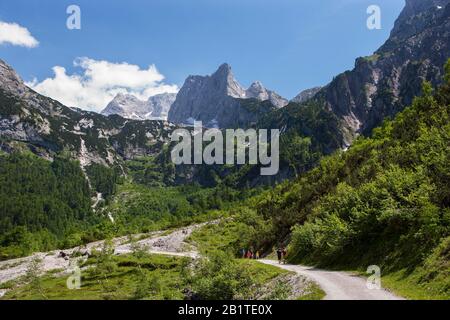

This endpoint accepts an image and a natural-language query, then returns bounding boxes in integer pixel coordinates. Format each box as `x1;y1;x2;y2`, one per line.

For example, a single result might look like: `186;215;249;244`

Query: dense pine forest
0;153;93;259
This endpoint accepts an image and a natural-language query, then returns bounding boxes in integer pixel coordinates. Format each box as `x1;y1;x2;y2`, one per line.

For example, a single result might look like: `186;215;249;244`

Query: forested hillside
0;151;249;261
0;153;94;259
233;61;450;298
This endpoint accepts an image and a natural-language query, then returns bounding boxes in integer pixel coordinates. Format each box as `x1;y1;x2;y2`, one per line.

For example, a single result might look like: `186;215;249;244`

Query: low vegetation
230;61;450;299
2;250;290;300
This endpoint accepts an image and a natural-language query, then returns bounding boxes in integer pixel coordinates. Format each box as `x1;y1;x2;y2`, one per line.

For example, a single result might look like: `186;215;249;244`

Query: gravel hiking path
0;221;215;286
258;259;404;300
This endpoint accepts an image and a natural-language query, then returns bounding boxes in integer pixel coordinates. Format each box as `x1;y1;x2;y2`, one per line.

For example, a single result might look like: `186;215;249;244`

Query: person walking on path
255;250;260;259
276;247;282;264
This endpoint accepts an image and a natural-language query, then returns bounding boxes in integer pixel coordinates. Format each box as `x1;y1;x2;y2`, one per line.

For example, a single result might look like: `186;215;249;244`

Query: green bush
186;251;254;300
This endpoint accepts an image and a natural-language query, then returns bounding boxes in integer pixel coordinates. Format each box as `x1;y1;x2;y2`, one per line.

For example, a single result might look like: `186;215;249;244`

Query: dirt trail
258;259;404;300
0;222;212;286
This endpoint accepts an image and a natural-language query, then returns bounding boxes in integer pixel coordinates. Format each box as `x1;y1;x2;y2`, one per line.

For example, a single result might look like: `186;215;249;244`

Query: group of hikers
241;248;261;260
240;246;287;264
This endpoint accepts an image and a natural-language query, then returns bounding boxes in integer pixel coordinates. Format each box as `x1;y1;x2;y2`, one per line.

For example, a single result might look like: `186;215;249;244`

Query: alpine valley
0;0;449;300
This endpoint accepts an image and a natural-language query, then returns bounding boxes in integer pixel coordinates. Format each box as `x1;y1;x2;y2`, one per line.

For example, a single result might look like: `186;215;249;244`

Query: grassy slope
379;235;450;299
3;254;188;300
2;250;288;300
187;219;242;255
297;283;326;300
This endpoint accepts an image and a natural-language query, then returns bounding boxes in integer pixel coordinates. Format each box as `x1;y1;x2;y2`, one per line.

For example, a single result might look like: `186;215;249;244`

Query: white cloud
27;58;179;112
0;21;39;48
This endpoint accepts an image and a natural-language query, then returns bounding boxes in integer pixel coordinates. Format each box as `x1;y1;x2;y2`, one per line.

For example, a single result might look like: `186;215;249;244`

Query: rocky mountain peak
246;81;288;108
101;92;176;120
388;0;449;40
0;59;27;97
113;93;142;104
214;63;233;77
404;0;447;14
102;93;147;119
246;81;269;99
210;63;246;98
301;0;450;146
249;80;264;90
168;63;288;127
291;86;322;104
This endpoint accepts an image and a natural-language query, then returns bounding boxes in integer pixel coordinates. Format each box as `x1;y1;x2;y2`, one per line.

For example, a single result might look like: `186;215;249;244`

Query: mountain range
0;0;449;300
102;63;288;127
0;0;449;178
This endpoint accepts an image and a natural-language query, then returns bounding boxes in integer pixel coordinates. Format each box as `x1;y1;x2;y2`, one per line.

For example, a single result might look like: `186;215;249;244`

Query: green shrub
186;251;254;300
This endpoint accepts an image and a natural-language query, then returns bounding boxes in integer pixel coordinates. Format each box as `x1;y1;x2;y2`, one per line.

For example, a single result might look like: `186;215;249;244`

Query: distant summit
168;63;287;128
101;92;177;120
291;87;322;104
245;81;288;108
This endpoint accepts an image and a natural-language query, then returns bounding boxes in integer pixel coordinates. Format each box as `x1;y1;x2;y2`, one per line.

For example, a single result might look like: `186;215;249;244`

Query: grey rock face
214;63;247;98
0;60;28;97
309;0;450;144
291;87;322;104
246;81;288;108
101;94;148;119
168;63;286;128
0;59;174;166
147;93;177;119
389;0;448;41
101;92;176;120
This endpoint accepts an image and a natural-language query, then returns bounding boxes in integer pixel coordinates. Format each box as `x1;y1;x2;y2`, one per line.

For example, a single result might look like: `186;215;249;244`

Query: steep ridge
291;87;322;104
168;63;286;128
268;0;450;148
245;81;288;108
316;0;450;142
0;59;174;166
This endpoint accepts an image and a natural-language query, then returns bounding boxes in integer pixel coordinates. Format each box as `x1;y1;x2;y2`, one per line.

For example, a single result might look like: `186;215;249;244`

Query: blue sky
0;0;405;110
